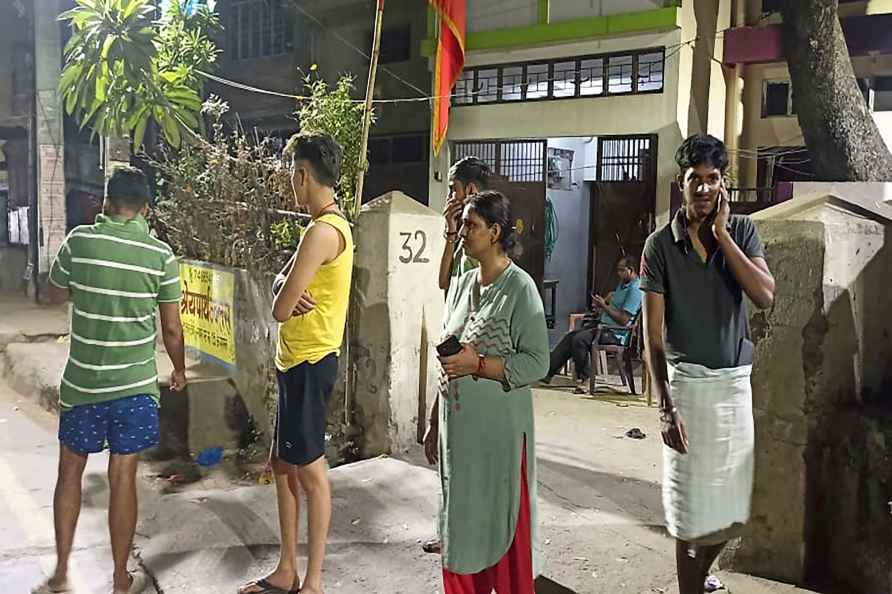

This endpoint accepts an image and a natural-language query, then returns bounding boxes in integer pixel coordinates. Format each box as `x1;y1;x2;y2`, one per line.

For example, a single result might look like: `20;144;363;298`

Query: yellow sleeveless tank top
275;213;354;371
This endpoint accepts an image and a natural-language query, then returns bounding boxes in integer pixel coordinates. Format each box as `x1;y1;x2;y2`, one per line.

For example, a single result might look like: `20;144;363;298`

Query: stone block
724;186;892;588
351;192;445;457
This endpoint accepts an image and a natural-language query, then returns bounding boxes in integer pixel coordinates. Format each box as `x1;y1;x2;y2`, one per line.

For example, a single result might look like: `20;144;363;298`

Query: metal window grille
502;66;524;101
525;63;550;100
607;55;634;94
452;140;545;183
598;137;653;182
553;61;578;98
579;58;604;96
227;0;293;61
452;48;663;107
476;68;500;103
453;70;475;105
637;52;664;92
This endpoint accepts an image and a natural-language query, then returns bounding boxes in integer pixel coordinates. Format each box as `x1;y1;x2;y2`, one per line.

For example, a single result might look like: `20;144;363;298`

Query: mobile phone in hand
436;335;463;358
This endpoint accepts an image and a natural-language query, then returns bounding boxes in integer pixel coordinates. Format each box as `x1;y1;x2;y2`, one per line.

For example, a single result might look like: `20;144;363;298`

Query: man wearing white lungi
640;134;775;594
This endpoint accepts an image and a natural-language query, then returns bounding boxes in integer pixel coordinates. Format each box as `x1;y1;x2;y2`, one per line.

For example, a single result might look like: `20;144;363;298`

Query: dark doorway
452;139;547;291
589;135;657;296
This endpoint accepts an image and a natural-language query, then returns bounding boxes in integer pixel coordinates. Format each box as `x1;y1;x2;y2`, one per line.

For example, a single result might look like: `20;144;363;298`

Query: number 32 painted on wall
399;230;429;264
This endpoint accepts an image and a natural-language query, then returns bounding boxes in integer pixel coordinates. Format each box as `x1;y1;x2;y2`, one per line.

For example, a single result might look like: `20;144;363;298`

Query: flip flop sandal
421;539;441;554
238;578;295;594
31;581;72;594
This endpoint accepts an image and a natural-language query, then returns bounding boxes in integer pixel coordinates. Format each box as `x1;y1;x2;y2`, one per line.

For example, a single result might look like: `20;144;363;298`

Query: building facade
212;0;432;204
0;0;73;292
723;0;892;195
425;0;730;339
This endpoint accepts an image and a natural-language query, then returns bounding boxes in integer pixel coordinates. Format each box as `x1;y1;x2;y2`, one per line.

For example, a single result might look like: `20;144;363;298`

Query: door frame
587;133;658;295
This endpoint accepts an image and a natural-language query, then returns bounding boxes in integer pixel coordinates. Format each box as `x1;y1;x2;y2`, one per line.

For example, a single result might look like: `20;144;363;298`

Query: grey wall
545;137;593;342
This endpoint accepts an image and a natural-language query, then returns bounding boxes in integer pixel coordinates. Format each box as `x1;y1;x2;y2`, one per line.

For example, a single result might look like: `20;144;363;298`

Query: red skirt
442;442;534;594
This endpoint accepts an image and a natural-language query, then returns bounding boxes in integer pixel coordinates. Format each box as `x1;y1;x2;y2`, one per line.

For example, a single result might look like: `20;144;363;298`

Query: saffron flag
429;0;466;155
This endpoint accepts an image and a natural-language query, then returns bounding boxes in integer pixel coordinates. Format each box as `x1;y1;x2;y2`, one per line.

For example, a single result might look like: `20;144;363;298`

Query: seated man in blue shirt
545;256;642;393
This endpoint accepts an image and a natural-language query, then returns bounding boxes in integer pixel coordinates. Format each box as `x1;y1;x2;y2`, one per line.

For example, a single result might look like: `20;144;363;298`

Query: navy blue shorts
276;354;338;466
59;394;160;455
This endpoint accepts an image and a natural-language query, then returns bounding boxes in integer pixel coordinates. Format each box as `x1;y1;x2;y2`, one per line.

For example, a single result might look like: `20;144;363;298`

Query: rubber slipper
238;578;294;594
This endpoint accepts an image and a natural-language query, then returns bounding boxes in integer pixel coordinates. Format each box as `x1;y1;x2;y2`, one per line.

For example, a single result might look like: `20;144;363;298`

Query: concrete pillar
721;186;892;592
351;191;445;457
724;64;743;182
33;0;66;273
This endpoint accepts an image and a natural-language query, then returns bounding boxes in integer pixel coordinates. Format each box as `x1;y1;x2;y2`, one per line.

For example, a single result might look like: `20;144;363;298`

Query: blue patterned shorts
59;394;160;455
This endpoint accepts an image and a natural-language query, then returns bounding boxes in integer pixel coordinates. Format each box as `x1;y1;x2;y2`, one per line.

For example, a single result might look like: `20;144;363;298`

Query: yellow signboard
179;262;236;366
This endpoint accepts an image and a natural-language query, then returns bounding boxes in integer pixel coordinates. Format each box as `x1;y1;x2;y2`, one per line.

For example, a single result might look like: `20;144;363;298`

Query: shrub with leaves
58;0;219;150
149;96;304;275
296;73;371;224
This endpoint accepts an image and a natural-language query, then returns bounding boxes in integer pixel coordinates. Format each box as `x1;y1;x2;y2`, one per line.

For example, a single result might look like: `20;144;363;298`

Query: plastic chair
589;313;642;395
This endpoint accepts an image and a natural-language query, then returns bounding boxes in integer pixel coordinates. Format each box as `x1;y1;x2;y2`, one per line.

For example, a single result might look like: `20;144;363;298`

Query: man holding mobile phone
437;157;491;293
640;134;775;594
543;256;641;394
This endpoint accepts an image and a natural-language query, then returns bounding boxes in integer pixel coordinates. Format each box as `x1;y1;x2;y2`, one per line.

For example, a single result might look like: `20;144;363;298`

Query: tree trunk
781;0;892;181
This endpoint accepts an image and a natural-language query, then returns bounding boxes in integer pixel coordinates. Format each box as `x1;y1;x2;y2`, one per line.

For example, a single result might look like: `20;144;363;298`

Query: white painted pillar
351;191;445;456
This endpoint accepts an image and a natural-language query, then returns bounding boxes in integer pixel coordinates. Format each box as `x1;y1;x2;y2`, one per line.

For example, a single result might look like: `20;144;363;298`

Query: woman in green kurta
433;190;550;592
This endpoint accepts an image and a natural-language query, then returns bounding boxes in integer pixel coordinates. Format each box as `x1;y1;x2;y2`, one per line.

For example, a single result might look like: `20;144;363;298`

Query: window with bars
452;48;664;106
452;140;545;183
226;0;294;61
598;137;653;183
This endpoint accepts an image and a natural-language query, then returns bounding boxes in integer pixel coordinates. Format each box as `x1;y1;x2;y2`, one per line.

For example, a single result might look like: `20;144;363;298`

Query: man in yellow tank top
240;134;353;594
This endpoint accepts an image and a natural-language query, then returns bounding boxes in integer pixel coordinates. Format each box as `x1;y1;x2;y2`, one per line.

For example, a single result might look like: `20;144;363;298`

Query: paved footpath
0;293;821;593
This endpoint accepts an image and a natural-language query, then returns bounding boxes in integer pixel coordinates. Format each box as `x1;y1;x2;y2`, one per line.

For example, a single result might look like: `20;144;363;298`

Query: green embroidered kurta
438;262;550;574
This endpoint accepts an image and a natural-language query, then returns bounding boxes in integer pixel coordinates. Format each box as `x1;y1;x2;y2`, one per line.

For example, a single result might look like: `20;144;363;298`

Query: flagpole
345;0;384;432
354;0;384;220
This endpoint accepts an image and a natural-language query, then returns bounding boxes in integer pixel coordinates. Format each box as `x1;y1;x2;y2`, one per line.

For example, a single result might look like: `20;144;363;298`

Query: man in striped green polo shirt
35;167;186;594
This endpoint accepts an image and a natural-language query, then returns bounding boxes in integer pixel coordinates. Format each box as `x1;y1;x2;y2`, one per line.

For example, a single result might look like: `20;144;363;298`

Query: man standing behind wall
437;156;491;292
36;166;186;594
640;135;775;594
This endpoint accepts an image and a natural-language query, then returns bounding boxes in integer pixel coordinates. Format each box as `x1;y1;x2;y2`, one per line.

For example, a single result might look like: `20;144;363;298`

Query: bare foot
32;576;70;594
113;571;149;594
238;569;299;594
300;586;323;594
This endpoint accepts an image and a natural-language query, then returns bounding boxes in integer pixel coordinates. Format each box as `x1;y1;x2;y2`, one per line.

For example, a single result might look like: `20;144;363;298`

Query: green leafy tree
58;0;220;150
296;73;371;224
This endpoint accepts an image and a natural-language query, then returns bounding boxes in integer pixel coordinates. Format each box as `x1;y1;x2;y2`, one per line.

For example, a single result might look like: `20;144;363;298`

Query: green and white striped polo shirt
49;214;181;409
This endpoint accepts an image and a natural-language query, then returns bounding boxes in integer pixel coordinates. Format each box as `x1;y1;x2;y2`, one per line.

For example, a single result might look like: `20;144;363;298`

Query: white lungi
662;362;755;542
